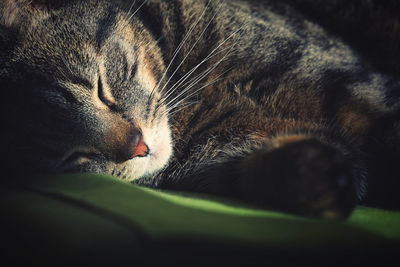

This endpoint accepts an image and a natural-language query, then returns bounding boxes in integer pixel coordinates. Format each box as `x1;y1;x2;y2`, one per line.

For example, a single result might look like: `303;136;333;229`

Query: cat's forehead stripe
93;5;119;49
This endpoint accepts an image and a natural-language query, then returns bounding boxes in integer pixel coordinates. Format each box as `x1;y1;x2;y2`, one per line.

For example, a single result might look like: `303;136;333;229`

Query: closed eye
58;150;99;169
97;75;117;110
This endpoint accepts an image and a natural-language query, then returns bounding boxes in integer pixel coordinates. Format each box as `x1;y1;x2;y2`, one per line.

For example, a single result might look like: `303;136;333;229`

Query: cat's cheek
149;132;173;170
143;124;173;174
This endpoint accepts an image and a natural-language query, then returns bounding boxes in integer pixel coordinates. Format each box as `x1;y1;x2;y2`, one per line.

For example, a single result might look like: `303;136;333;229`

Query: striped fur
1;0;399;218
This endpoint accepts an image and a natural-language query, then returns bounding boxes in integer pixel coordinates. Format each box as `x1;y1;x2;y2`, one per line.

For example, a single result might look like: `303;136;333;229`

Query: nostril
129;130;149;159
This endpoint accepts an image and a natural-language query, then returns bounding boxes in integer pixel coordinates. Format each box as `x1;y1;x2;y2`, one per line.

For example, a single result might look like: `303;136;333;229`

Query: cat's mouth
55;120;172;181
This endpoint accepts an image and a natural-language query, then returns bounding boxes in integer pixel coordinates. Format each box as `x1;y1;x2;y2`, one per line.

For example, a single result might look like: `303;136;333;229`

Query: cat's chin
113;120;173;181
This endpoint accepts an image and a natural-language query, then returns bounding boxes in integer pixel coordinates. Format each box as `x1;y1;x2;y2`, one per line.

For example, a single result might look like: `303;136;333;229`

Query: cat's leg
233;136;358;219
163;133;360;219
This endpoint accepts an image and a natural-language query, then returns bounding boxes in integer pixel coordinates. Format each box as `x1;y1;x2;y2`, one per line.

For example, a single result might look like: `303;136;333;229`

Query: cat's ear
1;0;49;27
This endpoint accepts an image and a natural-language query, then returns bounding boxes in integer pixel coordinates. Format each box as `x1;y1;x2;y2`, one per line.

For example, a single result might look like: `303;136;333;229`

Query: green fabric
1;174;399;266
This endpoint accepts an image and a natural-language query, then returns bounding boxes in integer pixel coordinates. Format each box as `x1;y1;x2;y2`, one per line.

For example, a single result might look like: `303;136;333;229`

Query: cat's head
1;0;172;180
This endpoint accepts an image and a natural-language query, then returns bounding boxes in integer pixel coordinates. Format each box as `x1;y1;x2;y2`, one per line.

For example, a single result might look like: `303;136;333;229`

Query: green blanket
1;174;399;266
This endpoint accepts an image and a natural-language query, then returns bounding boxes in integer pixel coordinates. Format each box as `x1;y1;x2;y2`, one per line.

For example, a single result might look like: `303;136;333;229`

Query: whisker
167;100;201;117
165;67;232;116
126;0;148;22
159;26;244;111
121;0;148;30
164;22;249;108
162;41;237;105
123;0;137;23
155;1;248;118
150;0;212;98
165;43;237;109
158;1;222;97
164;77;224;118
161;3;237;100
169;46;238;99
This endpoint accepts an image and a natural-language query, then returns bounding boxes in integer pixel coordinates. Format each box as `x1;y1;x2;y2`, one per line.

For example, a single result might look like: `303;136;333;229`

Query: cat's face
1;0;172;180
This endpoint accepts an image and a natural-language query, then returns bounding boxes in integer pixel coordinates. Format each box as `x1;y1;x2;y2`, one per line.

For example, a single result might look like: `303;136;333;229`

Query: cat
1;0;399;219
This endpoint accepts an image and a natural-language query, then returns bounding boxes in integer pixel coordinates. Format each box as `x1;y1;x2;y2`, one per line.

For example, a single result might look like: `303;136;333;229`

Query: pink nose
129;130;149;159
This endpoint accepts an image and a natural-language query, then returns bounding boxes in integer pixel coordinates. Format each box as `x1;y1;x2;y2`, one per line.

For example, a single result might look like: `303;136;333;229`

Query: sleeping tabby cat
1;0;399;219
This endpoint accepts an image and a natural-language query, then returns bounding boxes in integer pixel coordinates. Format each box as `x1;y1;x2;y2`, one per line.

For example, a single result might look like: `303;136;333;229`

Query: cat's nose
128;129;149;159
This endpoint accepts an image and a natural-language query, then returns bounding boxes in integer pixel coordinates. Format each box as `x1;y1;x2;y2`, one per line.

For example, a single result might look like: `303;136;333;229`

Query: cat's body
1;0;399;218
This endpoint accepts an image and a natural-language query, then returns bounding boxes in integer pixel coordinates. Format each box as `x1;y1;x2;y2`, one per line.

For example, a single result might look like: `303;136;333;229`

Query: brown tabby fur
1;0;399;219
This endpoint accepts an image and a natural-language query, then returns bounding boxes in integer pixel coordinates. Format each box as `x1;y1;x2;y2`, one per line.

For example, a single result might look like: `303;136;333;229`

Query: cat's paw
240;138;357;219
287;139;357;219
